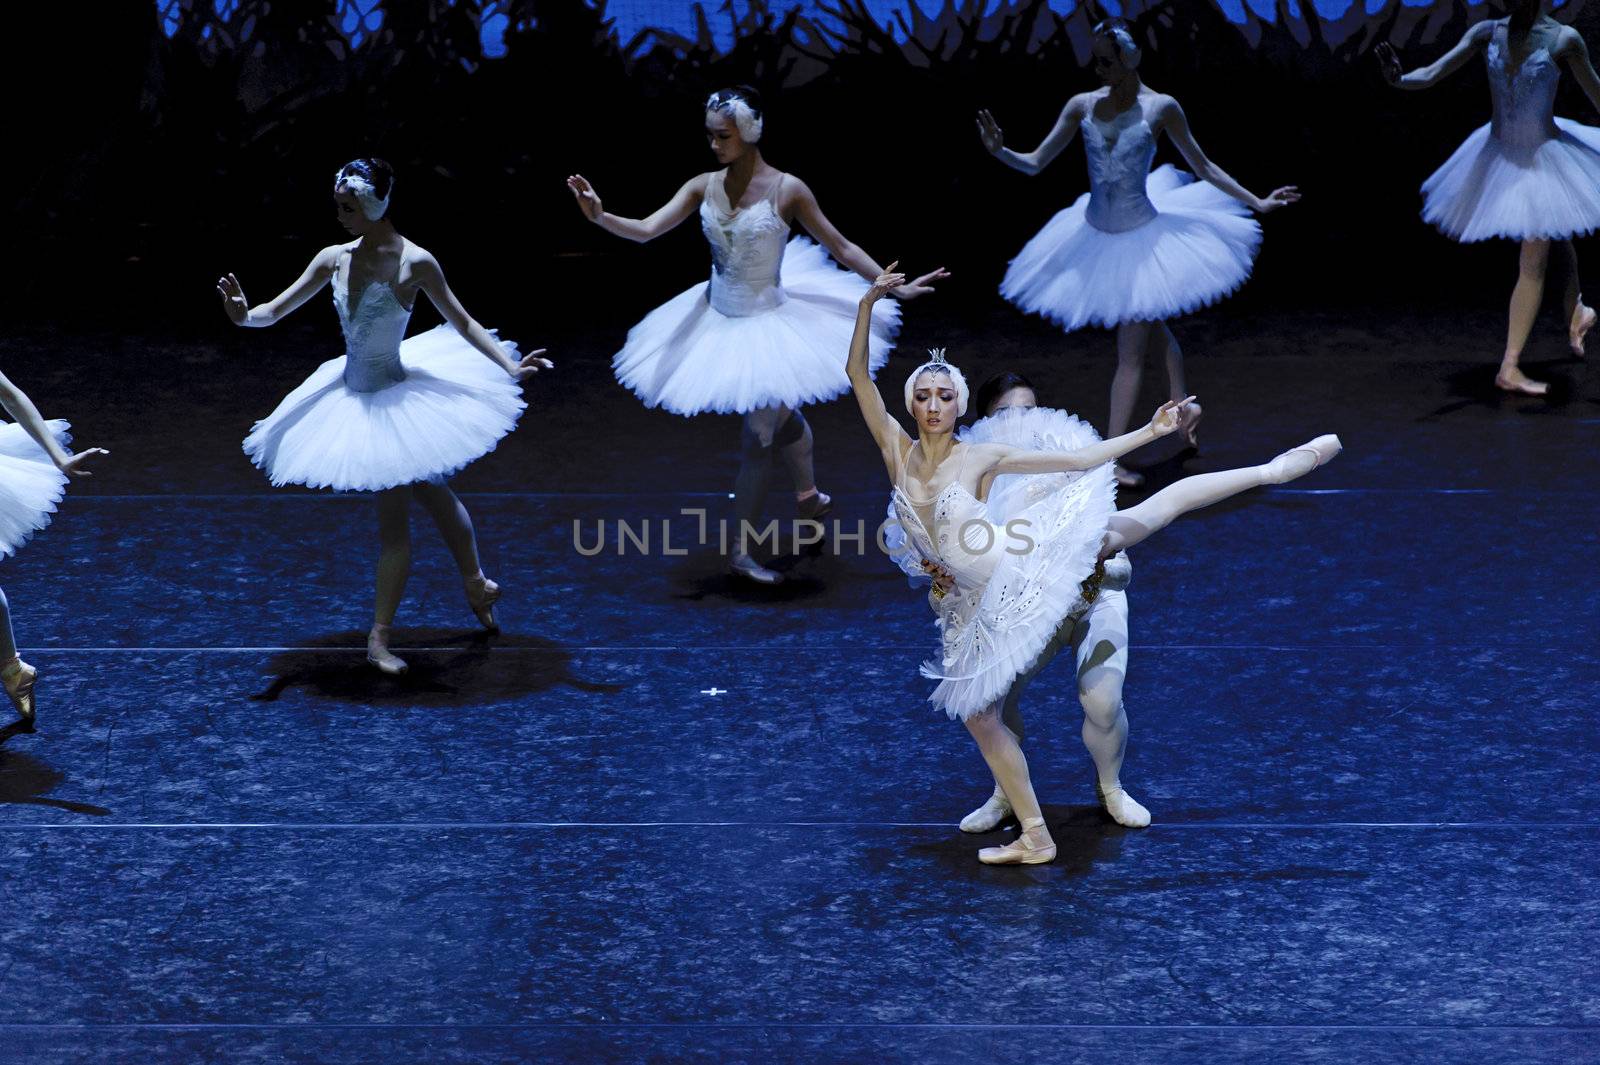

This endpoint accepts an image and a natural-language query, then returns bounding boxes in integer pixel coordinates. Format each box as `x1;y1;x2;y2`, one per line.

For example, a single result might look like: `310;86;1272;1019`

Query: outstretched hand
1257;186;1301;213
58;447;109;478
1375;42;1404;87
862;263;906;308
510;348;554;383
216;273;248;325
976;109;1004;154
1147;396;1196;437
566;175;603;222
891;266;951;301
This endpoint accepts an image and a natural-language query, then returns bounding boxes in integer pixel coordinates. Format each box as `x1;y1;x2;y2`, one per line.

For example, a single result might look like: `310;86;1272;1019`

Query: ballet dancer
218;157;551;674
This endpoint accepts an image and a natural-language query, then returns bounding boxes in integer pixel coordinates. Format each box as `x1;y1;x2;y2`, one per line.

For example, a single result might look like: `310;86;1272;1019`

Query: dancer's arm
986;398;1189;475
977;97;1086;176
216;246;339;327
1157;98;1299;213
1376;22;1491;90
849;269;913;469
410;250;553;382
787;179;948;299
566;173;706;243
0;370;107;476
1556;27;1600;115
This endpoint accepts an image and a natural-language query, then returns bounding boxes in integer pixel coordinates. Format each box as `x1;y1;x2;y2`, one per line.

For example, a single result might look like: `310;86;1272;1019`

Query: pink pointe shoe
366;623;409;676
978;816;1057;865
796;488;833;521
1261;434;1342;485
2;657;37;722
465;573;501;631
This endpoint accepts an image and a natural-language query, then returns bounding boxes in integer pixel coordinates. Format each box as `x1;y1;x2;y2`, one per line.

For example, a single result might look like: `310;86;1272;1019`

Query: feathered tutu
243;325;525;492
1422;119;1600;242
0;420;70;561
613;238;900;416
1001;165;1261;331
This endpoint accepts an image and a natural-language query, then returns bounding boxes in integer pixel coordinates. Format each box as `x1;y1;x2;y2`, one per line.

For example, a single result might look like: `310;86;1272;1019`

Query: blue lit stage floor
1;302;1596;1062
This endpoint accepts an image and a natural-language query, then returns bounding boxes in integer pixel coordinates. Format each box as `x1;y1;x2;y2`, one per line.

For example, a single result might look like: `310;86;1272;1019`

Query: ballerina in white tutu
854;268;1340;864
566;85;945;584
977;19;1299;486
0;367;107;722
1379;0;1600;395
218;158;552;674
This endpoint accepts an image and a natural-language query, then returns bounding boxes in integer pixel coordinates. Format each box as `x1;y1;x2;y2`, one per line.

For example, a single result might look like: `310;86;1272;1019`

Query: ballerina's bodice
1083;109;1159;233
892;446;1009;591
334;266;414;393
1487;27;1561;156
701;171;790;317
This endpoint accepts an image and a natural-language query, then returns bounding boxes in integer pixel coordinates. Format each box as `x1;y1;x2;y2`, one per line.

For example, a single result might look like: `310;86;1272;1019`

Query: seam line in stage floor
0;1022;1595;1033
62;488;1515;501
0;821;1592;831
16;644;1575;653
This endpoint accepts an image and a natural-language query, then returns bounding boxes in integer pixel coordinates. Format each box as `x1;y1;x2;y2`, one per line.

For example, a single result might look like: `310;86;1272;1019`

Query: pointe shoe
796;488;833;522
1113;464;1145;489
1178;399;1203;449
1095;780;1152;829
2;657;37;722
729;553;783;585
1261;434;1342;485
366;623;409;676
960;789;1014;834
1571;303;1595;357
464;573;501;631
1494;368;1549;396
978;816;1056;865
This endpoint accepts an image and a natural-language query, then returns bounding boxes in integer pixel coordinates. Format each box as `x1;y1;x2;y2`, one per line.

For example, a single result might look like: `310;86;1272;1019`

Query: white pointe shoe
1096;781;1152;829
366;623;409;675
729;553;782;585
796;489;833;522
464;572;501;631
1261;434;1342;485
960;789;1014;833
2;656;37;722
978;816;1057;865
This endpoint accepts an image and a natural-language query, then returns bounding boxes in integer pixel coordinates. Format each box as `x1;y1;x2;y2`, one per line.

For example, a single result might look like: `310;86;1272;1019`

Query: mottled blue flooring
1;305;1597;1062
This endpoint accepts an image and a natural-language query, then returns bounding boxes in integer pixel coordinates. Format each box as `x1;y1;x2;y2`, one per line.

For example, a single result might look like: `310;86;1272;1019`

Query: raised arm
566;173;706;244
1157;98;1299;213
787;179;947;299
982;398;1188;477
848;268;912;471
1377;21;1492;91
0;369;108;476
410;250;552;382
216;245;339;328
1556;27;1600;117
977;97;1085;177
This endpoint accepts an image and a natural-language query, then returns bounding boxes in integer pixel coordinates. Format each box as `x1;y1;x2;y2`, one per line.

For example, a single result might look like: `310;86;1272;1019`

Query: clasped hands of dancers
10;6;1588;862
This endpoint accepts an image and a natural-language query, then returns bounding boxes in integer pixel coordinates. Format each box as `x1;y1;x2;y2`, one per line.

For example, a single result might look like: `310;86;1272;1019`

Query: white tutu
243;324;525;492
1001;165;1261;331
613;237;901;416
0;420;70;561
888;407;1118;721
1422;118;1600;242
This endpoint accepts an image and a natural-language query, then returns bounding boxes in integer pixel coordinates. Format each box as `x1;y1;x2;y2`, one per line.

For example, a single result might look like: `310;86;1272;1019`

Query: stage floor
1;298;1596;1063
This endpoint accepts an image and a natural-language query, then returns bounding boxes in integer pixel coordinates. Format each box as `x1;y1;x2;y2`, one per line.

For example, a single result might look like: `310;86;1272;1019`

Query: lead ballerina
977;18;1299;487
851;267;1341;865
566;86;944;584
1378;0;1600;395
218;158;552;674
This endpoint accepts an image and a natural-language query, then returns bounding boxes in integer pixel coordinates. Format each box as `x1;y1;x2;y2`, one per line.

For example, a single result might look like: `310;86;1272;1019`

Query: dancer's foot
1260;434;1342;485
795;488;833;522
366;623;408;675
2;656;37;722
1571;302;1595;357
1113;464;1145;489
1095;780;1151;829
464;572;501;631
1178;399;1203;449
978;815;1056;865
960;787;1014;834
729;553;783;585
1495;364;1549;396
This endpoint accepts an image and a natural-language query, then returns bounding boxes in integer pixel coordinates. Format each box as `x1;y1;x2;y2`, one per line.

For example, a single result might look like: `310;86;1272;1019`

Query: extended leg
965;708;1056;864
415;481;500;630
959;625;1065;833
368;486;413;674
1499;239;1551;395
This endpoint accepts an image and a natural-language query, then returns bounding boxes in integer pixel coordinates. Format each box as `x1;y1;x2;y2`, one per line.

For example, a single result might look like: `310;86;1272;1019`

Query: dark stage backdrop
5;0;1599;336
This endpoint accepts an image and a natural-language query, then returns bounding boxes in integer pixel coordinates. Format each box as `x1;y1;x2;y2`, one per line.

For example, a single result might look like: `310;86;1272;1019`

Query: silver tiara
925;347;949;365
